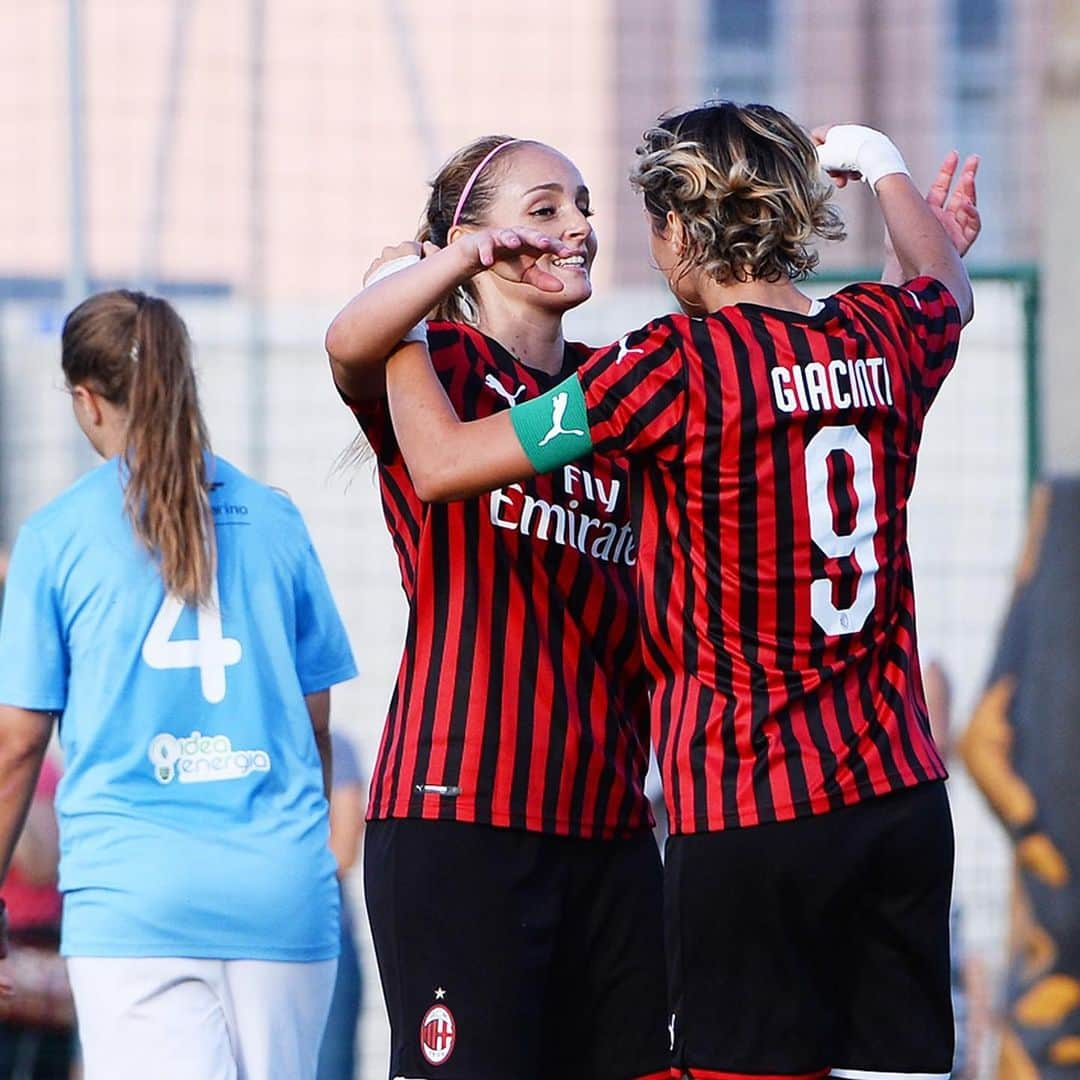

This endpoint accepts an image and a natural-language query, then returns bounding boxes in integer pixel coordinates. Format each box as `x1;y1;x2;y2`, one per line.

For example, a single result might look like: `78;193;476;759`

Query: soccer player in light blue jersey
0;290;357;1080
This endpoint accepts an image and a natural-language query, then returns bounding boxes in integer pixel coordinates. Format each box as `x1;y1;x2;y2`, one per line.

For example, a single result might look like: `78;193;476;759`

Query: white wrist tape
364;253;427;344
817;125;909;193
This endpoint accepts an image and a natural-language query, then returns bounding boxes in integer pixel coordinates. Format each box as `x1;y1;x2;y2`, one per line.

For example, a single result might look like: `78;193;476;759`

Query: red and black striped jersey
343;321;653;839
576;277;961;834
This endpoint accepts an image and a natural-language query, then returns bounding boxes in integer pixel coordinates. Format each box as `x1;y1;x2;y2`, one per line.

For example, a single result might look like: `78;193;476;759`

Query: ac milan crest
420;1003;456;1066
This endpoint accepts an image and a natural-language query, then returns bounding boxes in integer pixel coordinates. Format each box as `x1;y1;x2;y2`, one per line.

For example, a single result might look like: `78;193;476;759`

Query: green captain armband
510;373;594;473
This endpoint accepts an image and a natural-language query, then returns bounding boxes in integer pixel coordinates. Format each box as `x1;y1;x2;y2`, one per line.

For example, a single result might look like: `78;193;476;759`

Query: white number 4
141;581;242;704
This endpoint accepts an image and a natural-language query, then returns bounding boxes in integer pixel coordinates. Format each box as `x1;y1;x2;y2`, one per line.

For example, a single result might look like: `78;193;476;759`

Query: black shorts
665;781;955;1080
364;819;670;1080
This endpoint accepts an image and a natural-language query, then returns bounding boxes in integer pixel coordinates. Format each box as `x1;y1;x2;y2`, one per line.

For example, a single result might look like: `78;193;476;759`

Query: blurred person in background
0;550;76;1079
924;659;990;1080
960;479;1080;1079
0;290;357;1080
317;729;364;1080
0;753;76;1079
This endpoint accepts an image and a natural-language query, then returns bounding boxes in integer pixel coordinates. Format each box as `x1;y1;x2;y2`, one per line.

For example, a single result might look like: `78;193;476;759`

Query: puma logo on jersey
538;392;586;447
484;373;526;408
615;336;644;363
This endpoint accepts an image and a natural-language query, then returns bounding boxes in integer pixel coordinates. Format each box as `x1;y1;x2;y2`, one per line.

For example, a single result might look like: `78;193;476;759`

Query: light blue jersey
0;455;357;961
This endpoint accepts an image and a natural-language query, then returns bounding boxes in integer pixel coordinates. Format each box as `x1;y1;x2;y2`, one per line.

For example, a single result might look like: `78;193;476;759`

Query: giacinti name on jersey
771;355;894;414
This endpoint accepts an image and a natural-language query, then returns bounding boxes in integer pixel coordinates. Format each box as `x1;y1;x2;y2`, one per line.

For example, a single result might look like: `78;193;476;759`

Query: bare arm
10;797;59;887
324;228;573;403
875;174;974;324
385;342;536;502
305;690;333;800
0;707;54;990
0;708;54;890
881;151;981;285
815;124;974;323
328;783;364;877
373;225;575;500
324;243;469;403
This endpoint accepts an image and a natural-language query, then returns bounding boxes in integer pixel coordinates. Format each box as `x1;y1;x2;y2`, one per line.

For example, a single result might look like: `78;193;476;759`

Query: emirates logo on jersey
488;464;636;566
420;1003;456;1066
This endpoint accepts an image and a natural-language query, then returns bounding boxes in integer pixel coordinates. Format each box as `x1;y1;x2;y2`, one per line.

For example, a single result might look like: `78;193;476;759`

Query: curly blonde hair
631;102;845;285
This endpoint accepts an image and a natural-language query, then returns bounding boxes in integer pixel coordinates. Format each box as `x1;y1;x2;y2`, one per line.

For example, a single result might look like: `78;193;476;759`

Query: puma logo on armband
538;392;586;447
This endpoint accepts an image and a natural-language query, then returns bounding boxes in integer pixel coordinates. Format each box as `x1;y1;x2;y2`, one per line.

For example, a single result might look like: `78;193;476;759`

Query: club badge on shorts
420;992;456;1067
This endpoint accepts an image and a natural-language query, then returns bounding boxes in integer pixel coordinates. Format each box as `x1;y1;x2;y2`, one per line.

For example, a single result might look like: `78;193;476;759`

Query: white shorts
67;956;337;1080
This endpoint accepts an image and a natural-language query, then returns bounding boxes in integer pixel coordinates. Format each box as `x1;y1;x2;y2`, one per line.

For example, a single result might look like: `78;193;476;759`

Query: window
708;0;773;46
703;0;780;106
954;0;1002;49
948;0;1012;260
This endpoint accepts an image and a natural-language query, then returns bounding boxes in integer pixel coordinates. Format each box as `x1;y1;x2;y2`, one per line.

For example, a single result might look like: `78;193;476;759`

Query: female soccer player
325;138;670;1080
352;106;976;1080
0;290;356;1080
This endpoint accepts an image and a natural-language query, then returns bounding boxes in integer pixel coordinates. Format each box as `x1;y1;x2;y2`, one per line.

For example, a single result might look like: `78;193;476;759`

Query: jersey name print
343;322;652;840
578;277;962;834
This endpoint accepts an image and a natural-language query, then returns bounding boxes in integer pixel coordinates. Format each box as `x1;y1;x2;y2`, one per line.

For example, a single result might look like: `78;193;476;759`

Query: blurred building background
0;2;1073;1077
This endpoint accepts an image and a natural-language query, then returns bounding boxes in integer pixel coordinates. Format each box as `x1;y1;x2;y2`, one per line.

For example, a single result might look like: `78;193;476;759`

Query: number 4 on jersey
141;581;242;704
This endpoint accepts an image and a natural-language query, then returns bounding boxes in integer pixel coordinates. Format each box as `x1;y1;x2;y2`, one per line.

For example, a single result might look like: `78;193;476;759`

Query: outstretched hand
813;125;981;253
924;150;980;256
879;149;980;265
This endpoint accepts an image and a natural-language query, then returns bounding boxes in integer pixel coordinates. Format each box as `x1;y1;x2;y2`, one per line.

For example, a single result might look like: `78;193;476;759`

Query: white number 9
804;425;879;636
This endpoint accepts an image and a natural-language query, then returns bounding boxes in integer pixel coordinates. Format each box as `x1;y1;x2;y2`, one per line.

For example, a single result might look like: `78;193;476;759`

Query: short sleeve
0;526;69;712
578;318;688;459
291;525;358;695
896;276;963;410
334;376;396;460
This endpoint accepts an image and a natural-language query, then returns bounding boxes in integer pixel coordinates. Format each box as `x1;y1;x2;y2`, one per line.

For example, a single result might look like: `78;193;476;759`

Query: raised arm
817;124;975;325
347;226;575;499
384;342;536;501
881;151;980;286
876;174;974;323
324;241;464;403
325;227;574;402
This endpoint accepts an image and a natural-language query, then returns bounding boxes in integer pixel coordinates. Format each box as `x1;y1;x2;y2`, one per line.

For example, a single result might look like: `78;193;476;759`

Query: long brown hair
62;289;214;606
418;134;528;324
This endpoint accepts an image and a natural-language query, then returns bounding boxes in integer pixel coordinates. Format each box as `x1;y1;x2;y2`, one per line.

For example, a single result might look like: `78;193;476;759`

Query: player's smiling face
485;143;597;310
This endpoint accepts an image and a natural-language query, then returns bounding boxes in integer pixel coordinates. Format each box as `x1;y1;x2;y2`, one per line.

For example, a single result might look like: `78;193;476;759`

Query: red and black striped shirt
345;322;653;838
576;277;961;834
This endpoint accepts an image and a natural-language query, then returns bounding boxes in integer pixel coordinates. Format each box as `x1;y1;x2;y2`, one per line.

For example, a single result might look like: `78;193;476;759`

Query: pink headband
450;140;520;229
